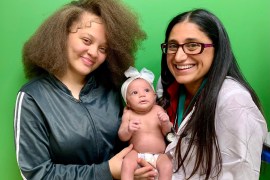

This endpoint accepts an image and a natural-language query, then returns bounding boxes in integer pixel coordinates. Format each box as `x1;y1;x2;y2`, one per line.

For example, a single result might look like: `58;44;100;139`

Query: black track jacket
14;74;123;180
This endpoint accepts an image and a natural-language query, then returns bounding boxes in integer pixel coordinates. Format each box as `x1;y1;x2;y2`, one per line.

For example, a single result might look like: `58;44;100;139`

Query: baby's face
126;78;156;113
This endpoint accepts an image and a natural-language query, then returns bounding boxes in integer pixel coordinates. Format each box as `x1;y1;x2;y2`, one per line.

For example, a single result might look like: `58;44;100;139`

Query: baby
118;66;173;180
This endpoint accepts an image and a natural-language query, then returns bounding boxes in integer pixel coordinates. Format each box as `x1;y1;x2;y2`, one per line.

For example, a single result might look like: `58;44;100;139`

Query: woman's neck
56;72;86;100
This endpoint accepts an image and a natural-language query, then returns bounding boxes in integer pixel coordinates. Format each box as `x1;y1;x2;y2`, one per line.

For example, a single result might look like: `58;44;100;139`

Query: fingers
130;119;141;125
129;119;141;132
134;167;157;179
158;112;169;122
137;158;150;167
135;158;158;178
134;163;157;180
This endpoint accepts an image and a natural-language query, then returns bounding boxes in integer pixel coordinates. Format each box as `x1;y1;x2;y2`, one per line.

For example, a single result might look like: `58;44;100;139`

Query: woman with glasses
157;8;268;179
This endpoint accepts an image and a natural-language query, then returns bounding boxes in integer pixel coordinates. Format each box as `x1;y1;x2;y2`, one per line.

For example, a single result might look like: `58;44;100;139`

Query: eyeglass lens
162;42;213;55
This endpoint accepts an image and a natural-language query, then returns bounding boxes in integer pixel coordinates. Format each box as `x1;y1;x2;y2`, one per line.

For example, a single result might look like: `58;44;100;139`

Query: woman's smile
81;56;94;67
176;64;195;70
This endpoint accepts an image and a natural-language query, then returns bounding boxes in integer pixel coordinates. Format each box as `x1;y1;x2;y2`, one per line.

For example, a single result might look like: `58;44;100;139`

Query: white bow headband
121;66;155;103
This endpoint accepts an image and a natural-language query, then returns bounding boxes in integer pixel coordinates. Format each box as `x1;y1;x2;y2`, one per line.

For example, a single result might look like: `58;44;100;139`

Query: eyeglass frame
161;42;214;55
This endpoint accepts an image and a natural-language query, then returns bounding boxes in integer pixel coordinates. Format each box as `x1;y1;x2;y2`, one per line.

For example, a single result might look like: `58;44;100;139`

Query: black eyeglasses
161;42;214;55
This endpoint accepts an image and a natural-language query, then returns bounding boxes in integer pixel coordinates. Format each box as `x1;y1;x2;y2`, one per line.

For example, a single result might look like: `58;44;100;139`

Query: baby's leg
156;154;173;180
121;149;138;180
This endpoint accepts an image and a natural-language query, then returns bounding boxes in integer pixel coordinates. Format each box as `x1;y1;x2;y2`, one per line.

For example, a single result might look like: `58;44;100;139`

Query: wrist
165;127;176;143
108;159;118;179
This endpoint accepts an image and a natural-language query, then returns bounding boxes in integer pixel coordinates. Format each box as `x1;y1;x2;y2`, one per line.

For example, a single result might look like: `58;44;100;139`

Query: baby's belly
131;133;166;153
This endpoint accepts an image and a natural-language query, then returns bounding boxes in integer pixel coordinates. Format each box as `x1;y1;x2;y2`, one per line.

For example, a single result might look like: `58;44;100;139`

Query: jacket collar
48;74;97;97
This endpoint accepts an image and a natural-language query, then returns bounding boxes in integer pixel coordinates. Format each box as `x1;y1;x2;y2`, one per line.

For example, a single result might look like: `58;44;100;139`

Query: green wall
0;0;269;179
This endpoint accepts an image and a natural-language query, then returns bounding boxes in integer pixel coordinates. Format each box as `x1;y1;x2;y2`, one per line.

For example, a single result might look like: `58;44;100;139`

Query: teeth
176;65;193;70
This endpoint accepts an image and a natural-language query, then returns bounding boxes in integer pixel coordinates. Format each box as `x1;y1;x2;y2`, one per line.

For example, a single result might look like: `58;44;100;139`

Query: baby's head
121;67;156;109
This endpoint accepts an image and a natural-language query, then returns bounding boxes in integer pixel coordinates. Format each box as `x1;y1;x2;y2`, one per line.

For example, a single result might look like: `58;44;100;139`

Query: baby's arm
118;109;141;141
157;107;173;136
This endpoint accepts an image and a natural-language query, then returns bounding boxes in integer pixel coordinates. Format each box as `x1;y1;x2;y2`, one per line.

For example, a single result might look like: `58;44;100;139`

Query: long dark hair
158;9;263;179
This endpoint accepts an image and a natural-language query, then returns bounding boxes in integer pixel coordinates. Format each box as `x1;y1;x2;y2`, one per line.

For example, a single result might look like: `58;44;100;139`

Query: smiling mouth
81;57;94;66
176;64;194;70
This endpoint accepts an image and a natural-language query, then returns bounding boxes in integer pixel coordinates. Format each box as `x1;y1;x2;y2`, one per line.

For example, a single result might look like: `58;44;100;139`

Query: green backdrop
0;0;269;179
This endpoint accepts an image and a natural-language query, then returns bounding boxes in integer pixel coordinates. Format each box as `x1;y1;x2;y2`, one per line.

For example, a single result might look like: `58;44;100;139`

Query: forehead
69;12;107;44
128;78;152;89
169;21;210;42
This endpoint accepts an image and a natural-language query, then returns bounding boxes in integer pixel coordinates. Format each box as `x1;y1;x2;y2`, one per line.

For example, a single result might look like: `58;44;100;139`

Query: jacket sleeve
215;85;268;180
14;92;113;180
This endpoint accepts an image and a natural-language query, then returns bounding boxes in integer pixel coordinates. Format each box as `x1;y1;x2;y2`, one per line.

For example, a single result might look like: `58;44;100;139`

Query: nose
87;45;98;57
139;91;146;97
174;47;188;62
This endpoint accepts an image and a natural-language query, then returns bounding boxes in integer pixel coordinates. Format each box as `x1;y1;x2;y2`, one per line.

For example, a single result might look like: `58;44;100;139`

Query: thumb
137;158;151;167
117;144;133;158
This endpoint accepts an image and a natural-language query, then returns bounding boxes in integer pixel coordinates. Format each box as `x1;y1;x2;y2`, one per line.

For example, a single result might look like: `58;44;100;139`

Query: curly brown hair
23;0;146;89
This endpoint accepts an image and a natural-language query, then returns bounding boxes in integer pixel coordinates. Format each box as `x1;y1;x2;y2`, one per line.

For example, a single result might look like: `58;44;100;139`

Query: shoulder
219;77;249;94
122;108;132;116
216;76;257;112
215;77;266;135
20;76;50;93
217;77;252;106
16;76;58;109
152;104;165;112
18;75;62;102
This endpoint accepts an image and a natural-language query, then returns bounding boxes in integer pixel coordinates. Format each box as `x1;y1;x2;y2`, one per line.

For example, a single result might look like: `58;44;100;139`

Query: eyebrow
81;32;93;38
168;37;200;43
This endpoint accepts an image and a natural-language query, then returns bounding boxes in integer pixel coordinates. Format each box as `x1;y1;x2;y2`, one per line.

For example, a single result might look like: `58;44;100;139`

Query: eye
99;46;107;54
185;42;201;51
82;38;92;45
144;88;150;93
168;43;178;50
131;91;138;95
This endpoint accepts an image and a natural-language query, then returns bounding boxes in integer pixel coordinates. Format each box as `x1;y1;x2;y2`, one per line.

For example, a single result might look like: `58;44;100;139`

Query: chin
175;78;194;85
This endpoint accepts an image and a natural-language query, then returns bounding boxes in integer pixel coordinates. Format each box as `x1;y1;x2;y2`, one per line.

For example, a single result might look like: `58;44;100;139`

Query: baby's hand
128;119;141;133
157;111;170;123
